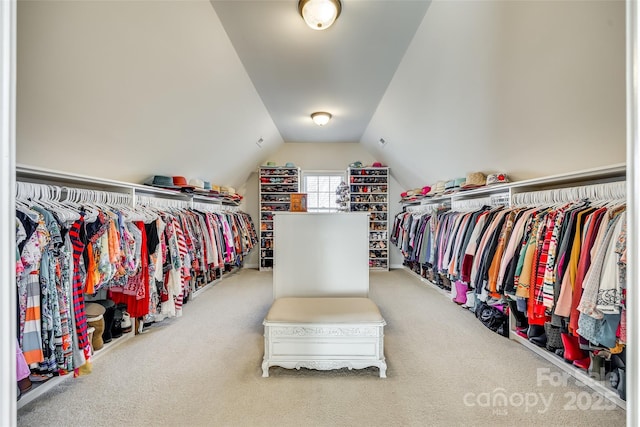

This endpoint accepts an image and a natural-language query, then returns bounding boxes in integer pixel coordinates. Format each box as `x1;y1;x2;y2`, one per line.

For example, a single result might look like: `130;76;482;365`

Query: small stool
86;303;106;351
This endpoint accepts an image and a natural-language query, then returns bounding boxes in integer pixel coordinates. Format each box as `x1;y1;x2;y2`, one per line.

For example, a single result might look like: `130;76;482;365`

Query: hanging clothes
15;185;257;385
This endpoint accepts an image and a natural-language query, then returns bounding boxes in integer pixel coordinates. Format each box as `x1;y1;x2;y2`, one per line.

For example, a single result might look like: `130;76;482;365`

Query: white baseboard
390;264;404;269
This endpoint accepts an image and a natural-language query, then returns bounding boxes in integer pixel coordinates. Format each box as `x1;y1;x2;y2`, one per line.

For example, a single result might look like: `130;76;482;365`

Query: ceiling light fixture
311;111;332;126
298;0;342;31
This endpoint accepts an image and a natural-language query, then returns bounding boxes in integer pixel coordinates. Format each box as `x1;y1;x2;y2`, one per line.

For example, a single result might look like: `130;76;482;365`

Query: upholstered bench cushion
265;297;383;324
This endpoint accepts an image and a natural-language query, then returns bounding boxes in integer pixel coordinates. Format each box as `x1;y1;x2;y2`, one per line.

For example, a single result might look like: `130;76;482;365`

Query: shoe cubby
259;166;300;270
348;166;389;271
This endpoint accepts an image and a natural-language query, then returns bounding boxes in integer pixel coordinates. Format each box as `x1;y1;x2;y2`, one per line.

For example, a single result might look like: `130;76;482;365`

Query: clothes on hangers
14;189;257;381
392;199;628;352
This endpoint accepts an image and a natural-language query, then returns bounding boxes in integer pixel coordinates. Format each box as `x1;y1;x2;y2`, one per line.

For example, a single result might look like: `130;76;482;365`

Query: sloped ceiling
16;0;430;189
16;0;626;192
362;0;626;190
16;0;284;188
211;0;430;143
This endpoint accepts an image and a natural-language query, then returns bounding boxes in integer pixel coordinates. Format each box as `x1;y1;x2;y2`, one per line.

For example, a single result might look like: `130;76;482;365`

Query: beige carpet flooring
17;269;626;427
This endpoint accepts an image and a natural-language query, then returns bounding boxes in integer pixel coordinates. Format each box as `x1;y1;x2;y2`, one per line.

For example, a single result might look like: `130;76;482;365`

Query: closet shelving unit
258;165;301;271
14;164;247;409
348;166;390;270
400;163;625;212
16;165;242;207
399;163;627;409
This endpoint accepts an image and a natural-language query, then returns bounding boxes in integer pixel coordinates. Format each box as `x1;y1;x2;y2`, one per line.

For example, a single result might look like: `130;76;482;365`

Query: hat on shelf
144;175;180;189
203;181;212;191
461;172;487;190
443;180;458;195
486;173;509;186
349;161;363;168
285;162;296;168
210;184;221;194
400;191;408;198
431;181;447;196
427;181;441;196
188;178;208;193
372;162;385;167
220;186;234;195
453;177;466;188
421;186;431;195
265;161;276;167
172;176;195;189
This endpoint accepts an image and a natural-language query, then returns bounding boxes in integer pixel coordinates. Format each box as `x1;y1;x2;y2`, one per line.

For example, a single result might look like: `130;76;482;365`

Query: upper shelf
16;164;241;206
400;163;626;206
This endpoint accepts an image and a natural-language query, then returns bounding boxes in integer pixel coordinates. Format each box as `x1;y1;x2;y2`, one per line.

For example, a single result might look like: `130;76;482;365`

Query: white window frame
302;170;346;213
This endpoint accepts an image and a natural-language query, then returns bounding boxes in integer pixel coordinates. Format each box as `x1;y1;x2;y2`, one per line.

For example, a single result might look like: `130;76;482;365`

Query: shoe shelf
259;166;300;271
348;166;389;271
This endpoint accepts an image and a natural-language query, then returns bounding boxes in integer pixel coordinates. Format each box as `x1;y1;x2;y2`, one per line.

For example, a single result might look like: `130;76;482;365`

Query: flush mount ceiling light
311;111;332;126
298;0;342;31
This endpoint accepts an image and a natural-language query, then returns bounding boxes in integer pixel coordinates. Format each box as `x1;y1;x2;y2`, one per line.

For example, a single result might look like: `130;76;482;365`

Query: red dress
109;221;149;318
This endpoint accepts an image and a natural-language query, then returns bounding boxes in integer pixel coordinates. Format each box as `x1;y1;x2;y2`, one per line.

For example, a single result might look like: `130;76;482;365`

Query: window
303;172;345;213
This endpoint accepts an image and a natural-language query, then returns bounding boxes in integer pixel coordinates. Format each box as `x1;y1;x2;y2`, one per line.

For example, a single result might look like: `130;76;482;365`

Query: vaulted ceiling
211;0;430;144
16;0;626;192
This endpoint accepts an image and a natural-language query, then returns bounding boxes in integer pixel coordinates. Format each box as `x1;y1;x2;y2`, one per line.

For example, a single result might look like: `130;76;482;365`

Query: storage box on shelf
259;166;301;271
348;166;389;270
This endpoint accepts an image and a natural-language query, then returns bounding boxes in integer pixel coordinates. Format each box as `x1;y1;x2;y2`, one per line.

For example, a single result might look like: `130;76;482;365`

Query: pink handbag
453;281;468;304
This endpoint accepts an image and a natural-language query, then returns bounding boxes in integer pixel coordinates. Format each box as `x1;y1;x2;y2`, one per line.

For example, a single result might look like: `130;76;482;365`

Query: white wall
265;142;377;170
363;0;626;190
16;0;282;189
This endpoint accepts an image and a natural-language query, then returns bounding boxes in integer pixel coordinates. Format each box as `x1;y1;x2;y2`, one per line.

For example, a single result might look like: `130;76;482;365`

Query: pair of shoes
573;357;591;370
17;377;32;394
112;303;127;338
121;312;132;334
29;373;52;383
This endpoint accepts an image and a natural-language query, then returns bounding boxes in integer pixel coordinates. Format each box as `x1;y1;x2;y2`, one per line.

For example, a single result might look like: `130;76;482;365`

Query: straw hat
461;172;487;190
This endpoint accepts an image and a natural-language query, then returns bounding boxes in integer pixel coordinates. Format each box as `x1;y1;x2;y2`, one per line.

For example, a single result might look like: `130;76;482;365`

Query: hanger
37;184;81;223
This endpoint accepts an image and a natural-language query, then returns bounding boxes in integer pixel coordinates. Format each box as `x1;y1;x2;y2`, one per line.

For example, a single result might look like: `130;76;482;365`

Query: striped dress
68;215;91;367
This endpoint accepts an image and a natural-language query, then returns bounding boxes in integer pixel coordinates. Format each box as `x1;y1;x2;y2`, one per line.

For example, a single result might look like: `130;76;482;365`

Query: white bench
262;297;387;378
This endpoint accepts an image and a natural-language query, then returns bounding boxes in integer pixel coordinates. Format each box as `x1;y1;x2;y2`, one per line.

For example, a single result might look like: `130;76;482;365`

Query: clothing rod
62;187;132;206
193;201;222;212
16;182;62;201
451;197;493;212
405;203;445;214
511;181;626;206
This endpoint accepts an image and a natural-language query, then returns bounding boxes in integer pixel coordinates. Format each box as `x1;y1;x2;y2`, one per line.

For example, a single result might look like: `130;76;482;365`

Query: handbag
475;302;509;337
